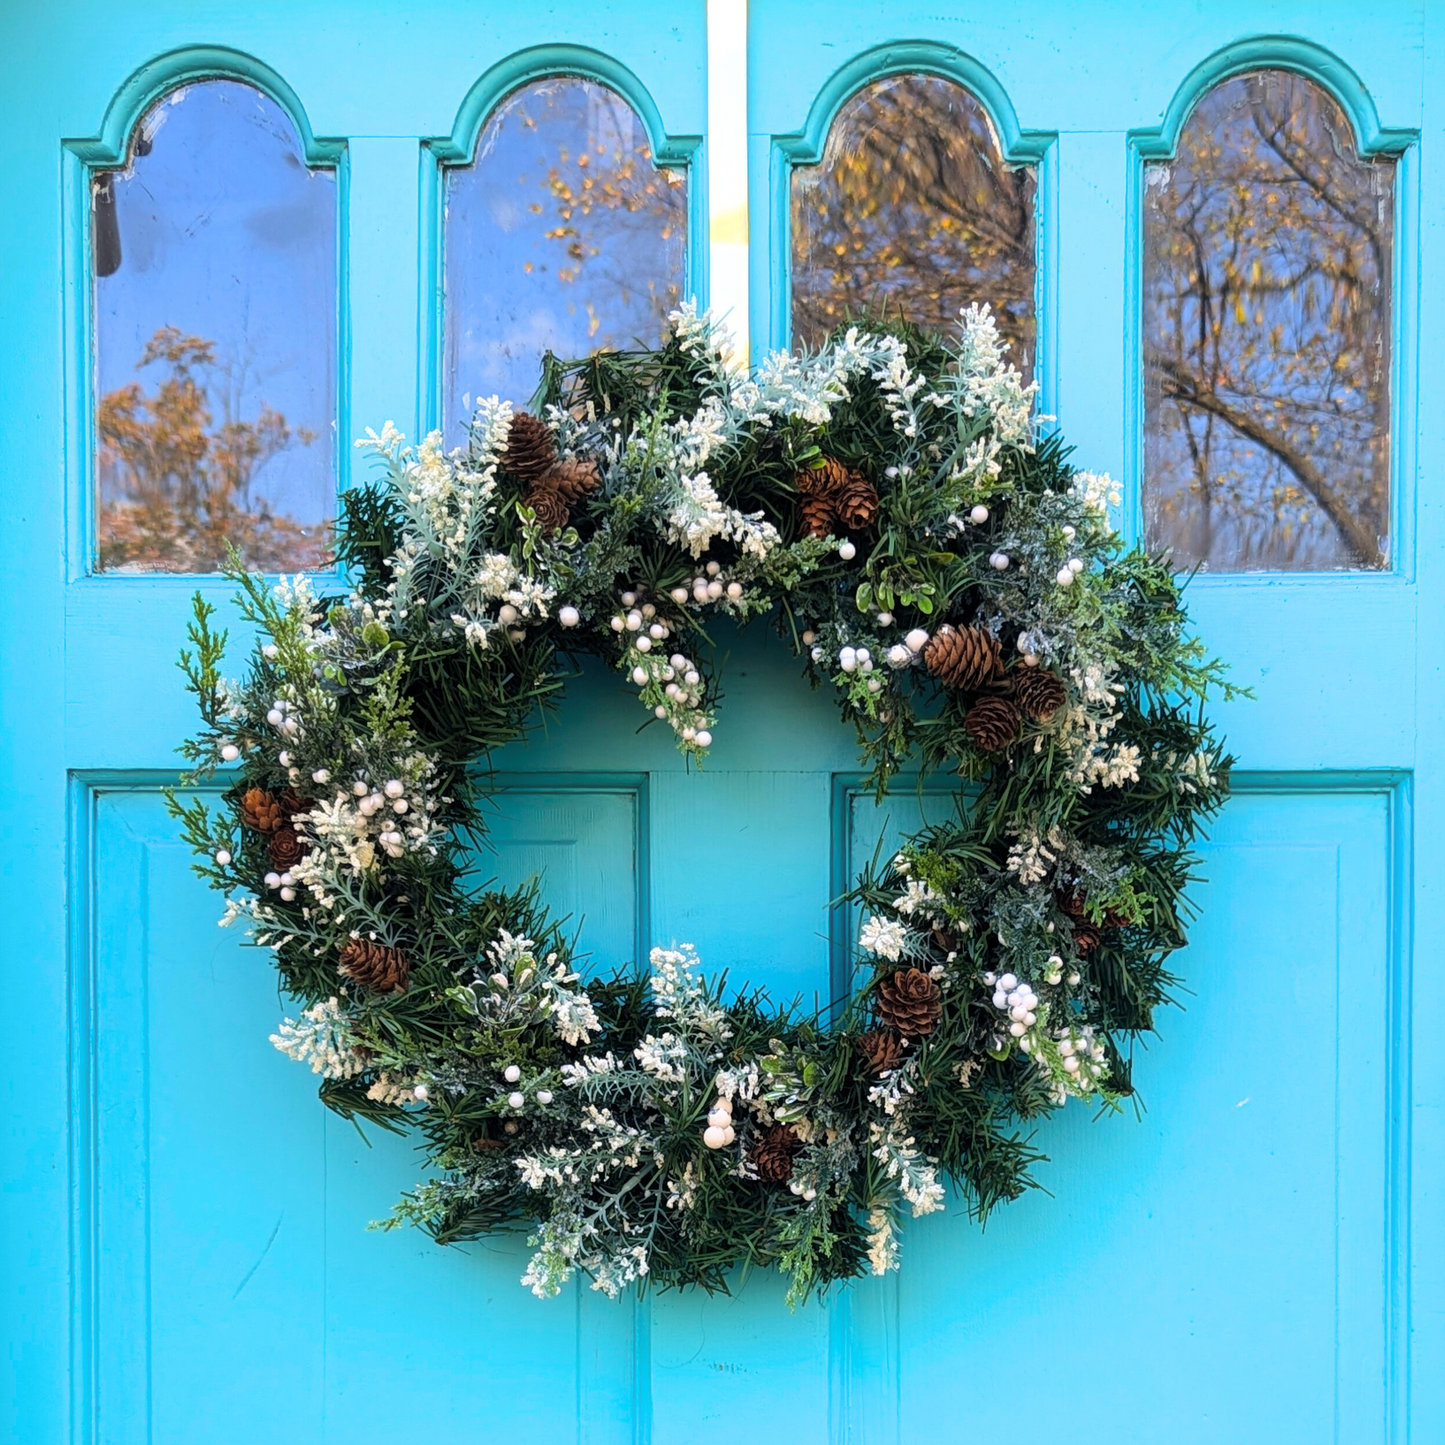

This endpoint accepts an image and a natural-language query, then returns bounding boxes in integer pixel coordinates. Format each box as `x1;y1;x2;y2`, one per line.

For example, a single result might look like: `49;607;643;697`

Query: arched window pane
790;74;1036;370
93;80;337;573
1143;70;1394;571
444;77;687;432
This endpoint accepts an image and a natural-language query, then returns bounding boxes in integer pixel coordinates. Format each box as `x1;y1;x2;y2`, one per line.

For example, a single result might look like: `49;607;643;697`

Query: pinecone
1071;920;1102;953
338;938;410;994
798;492;835;538
965;695;1021;751
751;1123;801;1184
502;411;557;483
876;967;942;1037
240;787;283;833
796;456;853;496
922;624;1002;691
268;826;307;869
547;457;602;505
1013;668;1067;720
275;788;312;825
1058;892;1086;919
525;483;571;535
857;1029;905;1076
834;476;880;531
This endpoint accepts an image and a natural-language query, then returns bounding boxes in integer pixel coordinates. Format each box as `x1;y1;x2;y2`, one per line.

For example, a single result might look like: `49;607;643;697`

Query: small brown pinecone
240;787;283;833
1071;921;1103;954
1013;668;1067;720
796;456;854;496
798;492;836;538
964;696;1022;751
525;483;571;535
338;938;409;994
876;967;942;1037
275;789;312;825
502;411;557;483
547;457;602;505
268;826;307;869
751;1123;801;1184
1058;892;1086;919
857;1029;905;1076
834;476;880;531
922;624;1002;691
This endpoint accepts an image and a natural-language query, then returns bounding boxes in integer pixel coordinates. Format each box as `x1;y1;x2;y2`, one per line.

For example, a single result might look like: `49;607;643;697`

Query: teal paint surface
2;3;1440;1442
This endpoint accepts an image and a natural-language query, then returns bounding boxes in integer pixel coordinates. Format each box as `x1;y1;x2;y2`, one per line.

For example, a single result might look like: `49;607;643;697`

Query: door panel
843;782;1401;1441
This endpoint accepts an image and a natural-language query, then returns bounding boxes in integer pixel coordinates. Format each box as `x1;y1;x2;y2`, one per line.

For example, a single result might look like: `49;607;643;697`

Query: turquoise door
3;3;1440;1442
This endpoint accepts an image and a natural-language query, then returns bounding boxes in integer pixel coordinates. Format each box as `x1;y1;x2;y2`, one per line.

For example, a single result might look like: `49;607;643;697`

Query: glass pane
1143;70;1394;571
93;80;337;573
790;73;1036;372
444;77;687;432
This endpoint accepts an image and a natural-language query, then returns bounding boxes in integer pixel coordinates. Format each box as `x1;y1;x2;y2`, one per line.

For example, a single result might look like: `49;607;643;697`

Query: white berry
905;628;929;653
219;743;240;762
990;552;1010;571
635;636;652;653
632;666;648;684
970;504;989;524
507;1091;525;1109
279;887;296;901
703;1125;728;1149
876;611;893;626
670;587;690;604
414;1084;429;1101
214;849;232;867
838;540;857;561
559;605;580;627
1069;557;1085;574
537;1090;554;1105
726;581;743;599
504;1064;521;1083
1056;567;1075;587
695;729;713;748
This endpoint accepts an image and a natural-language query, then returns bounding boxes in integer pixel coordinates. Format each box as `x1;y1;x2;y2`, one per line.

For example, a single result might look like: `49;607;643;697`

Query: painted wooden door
3;4;1440;1444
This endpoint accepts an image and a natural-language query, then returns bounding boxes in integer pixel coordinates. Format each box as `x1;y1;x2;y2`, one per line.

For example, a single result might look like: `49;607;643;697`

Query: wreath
173;305;1236;1304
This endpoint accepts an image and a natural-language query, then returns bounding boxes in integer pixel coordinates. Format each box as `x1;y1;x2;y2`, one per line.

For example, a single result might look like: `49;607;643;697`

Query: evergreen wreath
173;305;1238;1304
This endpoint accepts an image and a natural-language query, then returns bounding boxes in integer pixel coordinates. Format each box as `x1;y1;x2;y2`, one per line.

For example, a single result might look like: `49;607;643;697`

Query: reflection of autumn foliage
97;326;327;572
1144;71;1393;570
791;75;1036;369
519;85;686;339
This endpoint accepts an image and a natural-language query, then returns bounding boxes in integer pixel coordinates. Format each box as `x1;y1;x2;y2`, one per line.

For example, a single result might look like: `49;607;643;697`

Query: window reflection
1143;70;1394;571
444;77;687;432
790;74;1036;371
93;80;336;574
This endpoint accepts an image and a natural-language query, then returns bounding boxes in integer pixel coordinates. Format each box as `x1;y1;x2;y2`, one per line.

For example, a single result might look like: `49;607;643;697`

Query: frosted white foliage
859;914;907;960
270;997;362;1079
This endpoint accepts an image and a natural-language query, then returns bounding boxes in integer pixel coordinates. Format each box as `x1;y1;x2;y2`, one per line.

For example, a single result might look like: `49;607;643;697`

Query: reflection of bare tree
517;83;686;340
1143;71;1393;570
791;74;1036;369
97;326;325;572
